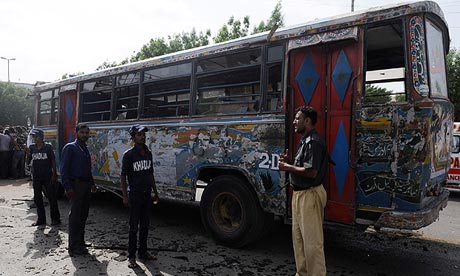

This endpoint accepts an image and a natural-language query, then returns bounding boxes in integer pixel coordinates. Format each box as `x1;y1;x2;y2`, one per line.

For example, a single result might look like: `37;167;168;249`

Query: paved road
0;179;459;275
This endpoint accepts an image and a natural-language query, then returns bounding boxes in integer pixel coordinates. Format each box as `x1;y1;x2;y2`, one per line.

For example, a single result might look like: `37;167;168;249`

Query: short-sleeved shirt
121;144;154;192
0;133;11;151
290;129;328;190
28;143;55;180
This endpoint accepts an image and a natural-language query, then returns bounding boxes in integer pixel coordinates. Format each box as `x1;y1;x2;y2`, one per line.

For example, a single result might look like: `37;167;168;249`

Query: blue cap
129;124;148;137
30;128;44;137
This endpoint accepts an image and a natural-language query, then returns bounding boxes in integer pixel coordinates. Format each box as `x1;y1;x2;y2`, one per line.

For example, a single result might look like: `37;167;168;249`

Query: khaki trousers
292;184;327;276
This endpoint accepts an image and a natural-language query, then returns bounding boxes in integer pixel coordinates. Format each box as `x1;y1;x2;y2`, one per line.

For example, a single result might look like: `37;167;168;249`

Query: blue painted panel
295;55;319;105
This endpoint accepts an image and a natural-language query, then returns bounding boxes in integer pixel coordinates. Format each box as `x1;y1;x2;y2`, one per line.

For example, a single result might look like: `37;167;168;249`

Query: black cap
129;124;148;137
30;128;44;137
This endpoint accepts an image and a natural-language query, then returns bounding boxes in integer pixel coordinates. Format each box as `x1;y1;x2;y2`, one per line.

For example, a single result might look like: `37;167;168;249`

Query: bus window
38;89;59;126
143;63;191;118
426;19;448;98
265;63;282;112
81;77;113;122
197;48;261;73
196;66;261;115
114;73;140;120
364;21;406;104
38;90;54;126
143;76;191;118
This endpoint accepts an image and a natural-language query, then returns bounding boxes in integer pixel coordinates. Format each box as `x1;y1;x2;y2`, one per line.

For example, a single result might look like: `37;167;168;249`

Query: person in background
278;106;329;276
10;127;26;179
121;124;159;268
60;123;96;257
0;127;12;179
27;128;60;226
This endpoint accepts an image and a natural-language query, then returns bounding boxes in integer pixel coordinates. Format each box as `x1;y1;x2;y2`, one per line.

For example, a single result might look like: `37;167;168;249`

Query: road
0;179;459;275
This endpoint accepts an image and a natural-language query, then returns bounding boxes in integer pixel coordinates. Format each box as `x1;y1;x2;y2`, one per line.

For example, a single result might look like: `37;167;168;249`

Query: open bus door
289;40;360;224
59;88;78;154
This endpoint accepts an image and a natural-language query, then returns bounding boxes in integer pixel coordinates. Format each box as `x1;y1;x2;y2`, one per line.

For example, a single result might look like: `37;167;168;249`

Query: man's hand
153;193;159;205
66;189;75;201
51;174;58;184
123;195;129;207
91;185;97;193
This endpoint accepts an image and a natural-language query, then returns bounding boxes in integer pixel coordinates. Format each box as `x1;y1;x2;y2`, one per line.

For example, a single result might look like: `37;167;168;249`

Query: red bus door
59;89;78;152
289;41;359;224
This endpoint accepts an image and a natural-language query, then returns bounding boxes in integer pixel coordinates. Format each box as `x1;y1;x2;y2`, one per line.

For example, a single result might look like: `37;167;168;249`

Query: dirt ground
1;178;460;276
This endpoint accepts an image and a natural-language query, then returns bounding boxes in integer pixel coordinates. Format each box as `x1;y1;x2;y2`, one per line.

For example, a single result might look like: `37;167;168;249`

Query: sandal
128;259;139;268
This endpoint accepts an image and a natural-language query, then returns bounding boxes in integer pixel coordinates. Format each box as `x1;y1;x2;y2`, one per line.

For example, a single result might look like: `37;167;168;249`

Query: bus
447;122;460;190
32;1;453;247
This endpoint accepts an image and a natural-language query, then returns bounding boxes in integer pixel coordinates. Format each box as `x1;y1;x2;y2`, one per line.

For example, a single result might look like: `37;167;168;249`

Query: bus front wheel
200;175;264;248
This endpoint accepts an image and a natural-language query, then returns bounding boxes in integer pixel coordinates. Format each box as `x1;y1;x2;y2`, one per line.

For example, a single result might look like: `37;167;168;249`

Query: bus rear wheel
200;175;264;248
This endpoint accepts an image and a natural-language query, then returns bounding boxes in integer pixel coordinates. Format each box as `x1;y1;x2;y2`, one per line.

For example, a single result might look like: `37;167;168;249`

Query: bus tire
200;175;264;248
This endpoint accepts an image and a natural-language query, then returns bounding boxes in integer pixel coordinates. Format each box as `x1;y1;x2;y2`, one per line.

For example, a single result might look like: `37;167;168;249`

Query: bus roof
33;0;446;93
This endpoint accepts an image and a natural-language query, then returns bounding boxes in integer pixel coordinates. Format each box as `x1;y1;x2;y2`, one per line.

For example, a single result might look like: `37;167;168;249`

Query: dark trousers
33;177;60;223
68;179;92;251
128;192;151;259
0;151;8;178
10;150;25;179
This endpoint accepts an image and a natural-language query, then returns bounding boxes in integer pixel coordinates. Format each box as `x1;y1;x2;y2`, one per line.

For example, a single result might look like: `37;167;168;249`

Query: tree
447;47;460;120
214;1;284;43
253;1;284;34
214;16;250;43
130;28;211;62
364;84;392;104
0;82;34;126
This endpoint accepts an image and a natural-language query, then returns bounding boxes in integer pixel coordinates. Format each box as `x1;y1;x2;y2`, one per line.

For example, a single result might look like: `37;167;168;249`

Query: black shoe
51;220;61;226
138;252;157;261
128;258;139;268
32;221;46;226
68;247;89;256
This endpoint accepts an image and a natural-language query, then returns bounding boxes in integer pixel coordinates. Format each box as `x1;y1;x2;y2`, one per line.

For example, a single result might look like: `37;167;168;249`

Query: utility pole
1;56;16;82
351;0;355;12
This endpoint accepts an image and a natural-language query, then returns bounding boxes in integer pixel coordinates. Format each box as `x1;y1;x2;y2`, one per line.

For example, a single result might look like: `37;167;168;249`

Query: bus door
59;88;78;153
289;40;359;224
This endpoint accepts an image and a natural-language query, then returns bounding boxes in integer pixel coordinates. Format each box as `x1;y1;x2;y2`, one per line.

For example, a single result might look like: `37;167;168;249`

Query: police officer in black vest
27;128;61;226
121;124;159;268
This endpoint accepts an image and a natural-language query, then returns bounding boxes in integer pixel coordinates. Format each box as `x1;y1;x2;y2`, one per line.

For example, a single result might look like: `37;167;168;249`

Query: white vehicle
447;122;460;190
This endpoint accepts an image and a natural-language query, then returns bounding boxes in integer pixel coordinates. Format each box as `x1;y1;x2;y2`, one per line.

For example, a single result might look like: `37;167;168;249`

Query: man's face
133;131;146;144
32;135;43;144
77;127;90;143
293;111;307;134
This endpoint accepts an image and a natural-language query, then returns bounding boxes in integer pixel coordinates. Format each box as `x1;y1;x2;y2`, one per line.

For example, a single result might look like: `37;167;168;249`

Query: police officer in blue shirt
27;128;60;226
60;123;96;256
121;124;159;268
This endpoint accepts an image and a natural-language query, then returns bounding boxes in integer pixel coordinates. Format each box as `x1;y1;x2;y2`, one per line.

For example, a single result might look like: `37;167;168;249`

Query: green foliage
253;1;284;34
0;82;34;126
364;84;392;104
447;47;460;120
130;29;211;62
214;16;250;43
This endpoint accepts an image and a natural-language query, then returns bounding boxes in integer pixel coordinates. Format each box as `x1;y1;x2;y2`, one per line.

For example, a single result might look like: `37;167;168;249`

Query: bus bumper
374;188;449;230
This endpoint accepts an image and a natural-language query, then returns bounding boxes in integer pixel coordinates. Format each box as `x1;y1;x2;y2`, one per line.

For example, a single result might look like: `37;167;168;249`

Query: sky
1;0;459;84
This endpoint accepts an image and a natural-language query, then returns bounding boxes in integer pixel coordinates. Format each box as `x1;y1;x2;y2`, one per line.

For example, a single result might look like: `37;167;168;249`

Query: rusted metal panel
356;100;453;217
85;116;287;215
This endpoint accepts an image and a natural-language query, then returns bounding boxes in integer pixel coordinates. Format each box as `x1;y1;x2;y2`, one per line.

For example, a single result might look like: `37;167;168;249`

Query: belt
291;184;320;191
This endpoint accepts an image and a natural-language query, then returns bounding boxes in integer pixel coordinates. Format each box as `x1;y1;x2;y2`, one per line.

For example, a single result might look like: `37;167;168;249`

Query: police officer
121;124;159;268
60;123;96;256
278;106;329;276
27;128;61;226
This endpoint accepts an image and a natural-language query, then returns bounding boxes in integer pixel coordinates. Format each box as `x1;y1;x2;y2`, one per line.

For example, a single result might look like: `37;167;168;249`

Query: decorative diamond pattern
67;133;73;143
331;121;349;196
295;55;319;105
65;97;74;122
332;50;352;104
